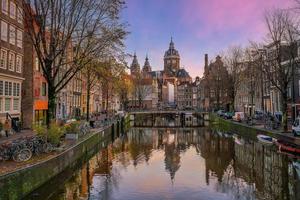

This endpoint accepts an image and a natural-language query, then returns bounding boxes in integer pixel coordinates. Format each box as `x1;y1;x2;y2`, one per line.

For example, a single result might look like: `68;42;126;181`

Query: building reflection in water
30;128;300;200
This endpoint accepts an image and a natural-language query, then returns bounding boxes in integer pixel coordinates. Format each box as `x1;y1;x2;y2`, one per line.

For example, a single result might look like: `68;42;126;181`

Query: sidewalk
0;129;35;145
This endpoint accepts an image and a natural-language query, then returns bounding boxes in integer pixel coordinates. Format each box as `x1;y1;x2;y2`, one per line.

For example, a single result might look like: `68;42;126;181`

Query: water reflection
133;113;204;127
29;128;300;200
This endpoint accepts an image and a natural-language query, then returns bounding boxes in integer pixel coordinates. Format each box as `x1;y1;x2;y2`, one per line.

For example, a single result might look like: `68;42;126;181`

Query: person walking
4;119;11;137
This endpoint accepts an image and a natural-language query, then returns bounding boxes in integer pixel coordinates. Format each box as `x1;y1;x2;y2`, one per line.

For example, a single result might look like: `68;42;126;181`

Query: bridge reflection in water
131;112;207;127
28;127;300;200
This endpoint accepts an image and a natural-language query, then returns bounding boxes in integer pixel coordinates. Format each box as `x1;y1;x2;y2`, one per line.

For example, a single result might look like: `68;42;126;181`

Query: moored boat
257;134;276;146
292;161;300;179
276;140;300;154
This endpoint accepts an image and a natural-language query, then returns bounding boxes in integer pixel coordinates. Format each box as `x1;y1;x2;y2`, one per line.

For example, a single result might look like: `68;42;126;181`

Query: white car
292;117;300;136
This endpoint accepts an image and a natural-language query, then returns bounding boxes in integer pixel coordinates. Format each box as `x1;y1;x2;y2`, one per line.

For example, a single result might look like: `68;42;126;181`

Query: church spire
169;37;174;49
142;54;151;73
130;52;140;75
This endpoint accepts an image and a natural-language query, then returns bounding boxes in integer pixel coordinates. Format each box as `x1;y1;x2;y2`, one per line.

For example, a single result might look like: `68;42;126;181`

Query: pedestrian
4;119;11;137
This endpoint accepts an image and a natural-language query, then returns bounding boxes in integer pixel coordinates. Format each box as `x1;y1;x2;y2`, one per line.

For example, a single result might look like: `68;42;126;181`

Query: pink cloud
180;0;294;39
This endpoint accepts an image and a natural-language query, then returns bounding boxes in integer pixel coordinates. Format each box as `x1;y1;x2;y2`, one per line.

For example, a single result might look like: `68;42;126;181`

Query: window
9;26;16;45
16;83;20;96
8;52;15;71
16;29;22;48
288;86;292;98
0;98;2;112
10;2;16;19
1;21;8;41
4;82;8;95
5;98;10;111
17;7;22;24
8;82;12;96
0;49;7;69
0;81;3;95
13;98;19;111
13;83;16;96
35;57;40;71
2;0;8;14
16;55;21;72
41;82;47;96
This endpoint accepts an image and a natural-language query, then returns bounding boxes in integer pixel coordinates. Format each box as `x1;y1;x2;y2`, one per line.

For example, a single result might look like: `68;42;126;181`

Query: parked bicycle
0;136;54;162
0;140;32;162
79;122;90;136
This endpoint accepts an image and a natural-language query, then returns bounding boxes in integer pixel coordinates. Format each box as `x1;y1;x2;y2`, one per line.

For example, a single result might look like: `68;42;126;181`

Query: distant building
201;54;231;111
129;38;193;110
177;77;200;110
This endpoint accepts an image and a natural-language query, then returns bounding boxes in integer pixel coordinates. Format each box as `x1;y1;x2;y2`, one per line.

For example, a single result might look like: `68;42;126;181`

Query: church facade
129;39;193;109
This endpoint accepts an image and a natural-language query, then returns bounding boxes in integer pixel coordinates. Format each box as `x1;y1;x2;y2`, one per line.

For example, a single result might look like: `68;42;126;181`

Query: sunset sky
122;0;294;78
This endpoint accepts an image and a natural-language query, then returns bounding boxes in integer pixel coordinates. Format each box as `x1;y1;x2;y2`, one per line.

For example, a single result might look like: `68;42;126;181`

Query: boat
257;134;276;146
292;161;300;179
275;140;300;154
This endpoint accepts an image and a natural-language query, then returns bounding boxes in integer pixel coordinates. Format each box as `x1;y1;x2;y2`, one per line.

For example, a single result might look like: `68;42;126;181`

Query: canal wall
210;114;276;139
0;121;122;200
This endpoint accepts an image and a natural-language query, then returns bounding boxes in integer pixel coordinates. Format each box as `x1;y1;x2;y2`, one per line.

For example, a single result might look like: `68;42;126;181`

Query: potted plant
64;121;79;140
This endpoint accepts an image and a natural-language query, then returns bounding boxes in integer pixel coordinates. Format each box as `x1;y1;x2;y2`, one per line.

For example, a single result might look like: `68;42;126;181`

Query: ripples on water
29;127;300;200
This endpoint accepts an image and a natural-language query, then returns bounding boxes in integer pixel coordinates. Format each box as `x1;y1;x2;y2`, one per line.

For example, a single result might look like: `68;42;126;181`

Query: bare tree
243;48;263;118
207;56;230;110
132;74;152;109
23;0;127;125
252;9;299;131
224;46;244;111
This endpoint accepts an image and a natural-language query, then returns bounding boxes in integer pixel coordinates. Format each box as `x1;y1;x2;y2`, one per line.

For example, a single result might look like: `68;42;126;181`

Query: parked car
224;112;234;119
254;111;264;120
274;112;282;122
217;110;225;117
292;117;300;137
232;112;245;122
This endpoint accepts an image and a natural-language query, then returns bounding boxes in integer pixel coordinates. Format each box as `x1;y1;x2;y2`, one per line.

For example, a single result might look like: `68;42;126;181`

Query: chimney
205;54;208;68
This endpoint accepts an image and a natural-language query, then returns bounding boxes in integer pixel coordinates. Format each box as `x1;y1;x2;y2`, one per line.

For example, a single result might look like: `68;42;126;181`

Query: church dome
164;38;180;58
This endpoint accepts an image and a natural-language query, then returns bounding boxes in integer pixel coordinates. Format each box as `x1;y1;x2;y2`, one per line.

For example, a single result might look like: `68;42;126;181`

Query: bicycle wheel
26;141;34;151
43;143;53;153
35;144;44;155
13;148;32;162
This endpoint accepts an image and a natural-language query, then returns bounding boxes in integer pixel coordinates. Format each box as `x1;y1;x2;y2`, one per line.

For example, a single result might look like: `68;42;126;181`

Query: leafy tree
23;0;127;125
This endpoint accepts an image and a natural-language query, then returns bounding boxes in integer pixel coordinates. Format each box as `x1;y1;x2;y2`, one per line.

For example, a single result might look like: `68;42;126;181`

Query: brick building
0;0;24;125
201;54;231;111
22;35;48;128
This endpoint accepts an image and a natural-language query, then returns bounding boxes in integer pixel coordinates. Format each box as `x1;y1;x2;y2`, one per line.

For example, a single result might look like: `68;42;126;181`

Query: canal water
28;125;300;200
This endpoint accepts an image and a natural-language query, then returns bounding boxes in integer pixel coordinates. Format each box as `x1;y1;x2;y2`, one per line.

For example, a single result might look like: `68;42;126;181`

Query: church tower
130;52;140;76
142;55;152;73
164;38;180;76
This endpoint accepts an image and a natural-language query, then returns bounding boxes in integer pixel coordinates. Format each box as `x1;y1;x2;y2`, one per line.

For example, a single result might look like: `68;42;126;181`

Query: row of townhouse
0;0;24;126
234;43;300;120
0;0;120;129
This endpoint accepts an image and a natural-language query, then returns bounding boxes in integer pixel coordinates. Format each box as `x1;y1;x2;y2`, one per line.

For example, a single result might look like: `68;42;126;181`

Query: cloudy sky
122;0;294;78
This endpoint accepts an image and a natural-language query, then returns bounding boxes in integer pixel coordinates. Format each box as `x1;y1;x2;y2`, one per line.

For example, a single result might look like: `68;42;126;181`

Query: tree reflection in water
28;127;300;200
